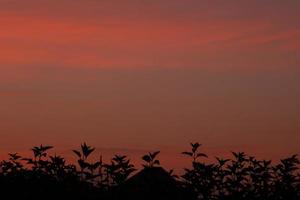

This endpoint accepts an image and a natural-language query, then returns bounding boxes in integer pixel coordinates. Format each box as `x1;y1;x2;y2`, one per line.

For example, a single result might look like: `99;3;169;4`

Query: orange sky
0;0;300;170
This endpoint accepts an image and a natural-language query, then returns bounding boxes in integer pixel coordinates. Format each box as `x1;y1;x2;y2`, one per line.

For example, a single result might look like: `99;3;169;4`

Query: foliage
142;151;161;168
0;142;299;200
181;143;300;200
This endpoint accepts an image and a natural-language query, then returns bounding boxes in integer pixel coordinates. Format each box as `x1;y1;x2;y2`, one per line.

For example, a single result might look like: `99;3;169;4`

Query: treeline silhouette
0;142;299;200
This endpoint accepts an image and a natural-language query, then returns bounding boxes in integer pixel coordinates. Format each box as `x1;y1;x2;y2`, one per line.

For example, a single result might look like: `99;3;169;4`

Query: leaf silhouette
81;142;95;158
191;142;201;152
150;151;160;159
197;153;208;158
73;150;82;158
182;151;193;157
154;160;160;165
142;155;151;163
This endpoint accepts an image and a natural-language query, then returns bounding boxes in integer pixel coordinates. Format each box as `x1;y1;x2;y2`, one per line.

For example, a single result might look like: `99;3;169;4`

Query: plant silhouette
0;142;299;200
142;151;161;168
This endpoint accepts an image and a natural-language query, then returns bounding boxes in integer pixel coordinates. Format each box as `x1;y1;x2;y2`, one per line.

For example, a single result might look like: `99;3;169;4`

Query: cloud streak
0;10;299;72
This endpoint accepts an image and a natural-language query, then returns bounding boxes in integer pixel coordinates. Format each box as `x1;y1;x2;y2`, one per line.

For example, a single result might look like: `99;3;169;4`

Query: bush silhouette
0;142;299;200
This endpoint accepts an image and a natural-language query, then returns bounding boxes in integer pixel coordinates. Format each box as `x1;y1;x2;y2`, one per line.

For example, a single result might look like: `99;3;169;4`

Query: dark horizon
0;142;299;200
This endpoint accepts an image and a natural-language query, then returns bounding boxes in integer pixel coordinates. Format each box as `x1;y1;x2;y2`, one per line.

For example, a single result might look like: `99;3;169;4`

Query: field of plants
0;142;299;200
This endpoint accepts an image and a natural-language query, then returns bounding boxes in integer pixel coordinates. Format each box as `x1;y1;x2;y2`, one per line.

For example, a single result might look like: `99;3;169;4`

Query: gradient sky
0;0;300;169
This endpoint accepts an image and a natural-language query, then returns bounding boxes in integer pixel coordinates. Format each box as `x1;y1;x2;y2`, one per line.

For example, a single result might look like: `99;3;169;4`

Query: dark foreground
0;143;299;200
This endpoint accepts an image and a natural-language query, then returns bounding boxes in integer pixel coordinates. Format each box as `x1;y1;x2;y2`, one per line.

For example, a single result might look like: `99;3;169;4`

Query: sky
0;0;300;170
